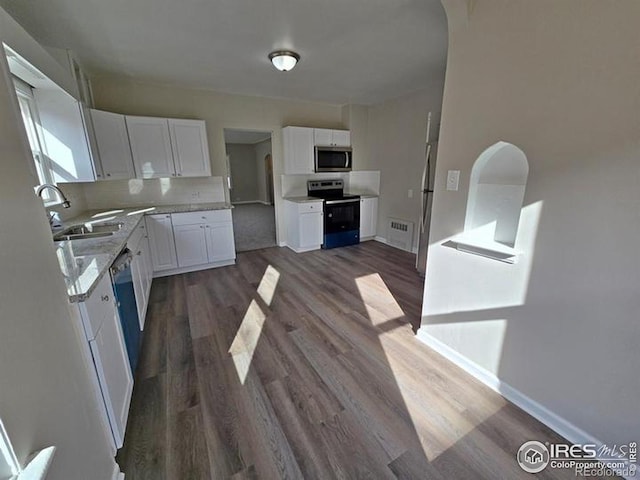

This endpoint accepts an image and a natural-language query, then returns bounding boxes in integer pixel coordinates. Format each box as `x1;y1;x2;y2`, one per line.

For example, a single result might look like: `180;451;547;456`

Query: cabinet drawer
81;273;115;339
172;209;232;226
298;202;323;214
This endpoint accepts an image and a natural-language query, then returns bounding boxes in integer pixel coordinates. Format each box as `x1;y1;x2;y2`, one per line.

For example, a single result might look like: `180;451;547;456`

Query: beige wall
226;143;260;203
358;84;445;249
0;43;115;480
88;76;345;242
421;0;640;445
254;139;272;204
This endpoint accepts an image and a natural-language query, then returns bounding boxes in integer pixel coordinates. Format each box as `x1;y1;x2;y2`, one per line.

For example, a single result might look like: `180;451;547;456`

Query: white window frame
12;76;56;203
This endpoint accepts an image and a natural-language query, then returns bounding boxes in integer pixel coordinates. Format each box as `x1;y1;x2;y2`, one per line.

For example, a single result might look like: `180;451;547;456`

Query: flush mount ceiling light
268;50;300;72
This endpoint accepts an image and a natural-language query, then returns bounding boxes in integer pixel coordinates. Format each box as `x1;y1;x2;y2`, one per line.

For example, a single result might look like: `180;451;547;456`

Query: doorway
224;128;276;252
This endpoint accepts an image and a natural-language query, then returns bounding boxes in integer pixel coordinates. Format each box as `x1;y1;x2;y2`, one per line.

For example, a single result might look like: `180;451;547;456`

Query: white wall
358;84;445;249
0;41;116;480
227;143;260;203
421;0;640;446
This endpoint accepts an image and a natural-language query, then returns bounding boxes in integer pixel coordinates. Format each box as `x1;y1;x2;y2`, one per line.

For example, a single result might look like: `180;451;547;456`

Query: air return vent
387;217;414;252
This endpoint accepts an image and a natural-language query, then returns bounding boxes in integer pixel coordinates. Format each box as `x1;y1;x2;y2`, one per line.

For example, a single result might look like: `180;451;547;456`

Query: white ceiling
0;0;448;105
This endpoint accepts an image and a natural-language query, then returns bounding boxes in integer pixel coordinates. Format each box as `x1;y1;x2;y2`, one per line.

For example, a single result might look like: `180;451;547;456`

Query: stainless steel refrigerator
416;113;438;275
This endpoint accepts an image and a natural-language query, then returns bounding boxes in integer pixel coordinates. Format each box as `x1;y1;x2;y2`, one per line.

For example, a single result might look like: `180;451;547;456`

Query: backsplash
46;183;89;221
81;176;226;210
281;170;380;197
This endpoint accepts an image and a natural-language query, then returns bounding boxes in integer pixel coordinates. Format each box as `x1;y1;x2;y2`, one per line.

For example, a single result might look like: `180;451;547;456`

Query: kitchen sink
53;222;124;241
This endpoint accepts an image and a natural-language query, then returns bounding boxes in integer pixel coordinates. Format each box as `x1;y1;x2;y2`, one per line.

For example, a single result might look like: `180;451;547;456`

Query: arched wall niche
464;141;529;247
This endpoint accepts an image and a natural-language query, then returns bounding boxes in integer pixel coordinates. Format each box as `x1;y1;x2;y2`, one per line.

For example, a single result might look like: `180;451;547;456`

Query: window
12;76;55;201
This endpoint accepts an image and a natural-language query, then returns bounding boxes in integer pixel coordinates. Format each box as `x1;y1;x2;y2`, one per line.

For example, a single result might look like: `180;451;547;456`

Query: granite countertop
56;202;231;303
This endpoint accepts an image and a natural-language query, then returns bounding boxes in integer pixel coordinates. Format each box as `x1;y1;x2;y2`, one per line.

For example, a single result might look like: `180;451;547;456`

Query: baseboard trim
231;200;262;205
286;244;321;253
278;241;287;248
152;259;236;278
414;329;638;477
375;236;417;254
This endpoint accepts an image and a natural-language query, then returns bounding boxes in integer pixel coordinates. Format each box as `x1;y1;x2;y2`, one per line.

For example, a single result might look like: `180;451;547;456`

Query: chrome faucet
36;184;71;228
36;184;71;208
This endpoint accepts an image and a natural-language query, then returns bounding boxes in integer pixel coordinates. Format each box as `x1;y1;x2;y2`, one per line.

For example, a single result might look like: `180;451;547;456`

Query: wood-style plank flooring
117;242;592;479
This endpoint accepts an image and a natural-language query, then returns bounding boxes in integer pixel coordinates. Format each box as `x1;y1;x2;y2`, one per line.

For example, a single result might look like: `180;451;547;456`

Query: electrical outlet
408;189;413;198
446;170;460;191
191;191;201;199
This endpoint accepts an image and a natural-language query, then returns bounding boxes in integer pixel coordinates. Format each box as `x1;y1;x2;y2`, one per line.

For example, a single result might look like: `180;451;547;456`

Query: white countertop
55;202;232;302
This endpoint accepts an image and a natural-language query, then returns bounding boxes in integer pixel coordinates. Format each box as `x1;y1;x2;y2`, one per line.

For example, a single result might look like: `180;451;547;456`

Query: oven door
315;147;352;172
323;199;360;248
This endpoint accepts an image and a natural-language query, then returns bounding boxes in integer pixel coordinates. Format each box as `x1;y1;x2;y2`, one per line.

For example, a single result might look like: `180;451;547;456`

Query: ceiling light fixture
268;50;300;72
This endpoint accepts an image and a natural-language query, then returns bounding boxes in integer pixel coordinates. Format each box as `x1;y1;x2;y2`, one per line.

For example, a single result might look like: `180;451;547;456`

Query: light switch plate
408;189;413;198
446;170;460;191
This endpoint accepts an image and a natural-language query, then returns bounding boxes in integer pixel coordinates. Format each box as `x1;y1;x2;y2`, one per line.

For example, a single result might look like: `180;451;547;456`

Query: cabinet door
130;253;146;329
146;214;178;271
168;119;211;177
174;223;209;267
89;307;133;448
126;116;175;178
205;223;236;262
299;212;323;248
91;109;136;180
283;127;314;174
360;197;378;238
34;89;97;182
313;128;333;146
332;129;351;147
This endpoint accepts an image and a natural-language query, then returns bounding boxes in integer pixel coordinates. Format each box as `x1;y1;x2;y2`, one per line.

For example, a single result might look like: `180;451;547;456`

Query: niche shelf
452;141;529;263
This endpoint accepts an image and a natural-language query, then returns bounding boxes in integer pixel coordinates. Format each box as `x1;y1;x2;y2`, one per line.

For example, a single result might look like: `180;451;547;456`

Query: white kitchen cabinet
313;128;350;147
77;274;133;449
128;221;153;329
283;126;314;174
146;214;178;272
169;119;211;177
205;223;236;262
285;200;324;252
126;116;212;179
91;109;136;180
174;223;210;268
359;197;378;240
34;88;100;182
171;210;236;269
126;116;175;178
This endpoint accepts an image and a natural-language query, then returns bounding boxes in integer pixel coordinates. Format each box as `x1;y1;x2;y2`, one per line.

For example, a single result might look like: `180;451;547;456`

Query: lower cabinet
172;210;236;268
360;197;379;240
76;273;133;449
146;214;178;271
285;200;324;252
129;219;153;329
146;209;236;276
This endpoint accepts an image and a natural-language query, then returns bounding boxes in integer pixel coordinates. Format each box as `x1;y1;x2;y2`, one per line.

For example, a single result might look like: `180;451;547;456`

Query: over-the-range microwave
315;146;353;172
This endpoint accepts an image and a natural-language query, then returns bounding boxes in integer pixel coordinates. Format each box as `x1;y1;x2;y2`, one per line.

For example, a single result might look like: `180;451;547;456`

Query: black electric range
307;180;360;249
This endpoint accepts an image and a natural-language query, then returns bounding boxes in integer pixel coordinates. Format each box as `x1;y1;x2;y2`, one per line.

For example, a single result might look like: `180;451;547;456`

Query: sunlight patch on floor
257;265;280;306
230;265;281;384
355;273;405;326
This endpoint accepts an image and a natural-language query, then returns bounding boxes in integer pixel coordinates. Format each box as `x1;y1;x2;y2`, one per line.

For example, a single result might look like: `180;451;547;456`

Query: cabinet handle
101;294;110;302
106;173;111;177
177;173;182;176
206;225;210;228
201;216;206;219
200;225;204;229
136;251;142;256
165;215;171;218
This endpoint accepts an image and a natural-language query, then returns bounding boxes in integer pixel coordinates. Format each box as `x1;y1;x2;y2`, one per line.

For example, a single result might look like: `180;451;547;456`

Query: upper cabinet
168;119;211;177
313;128;351;147
34;88;100;183
90;109;136;180
283;126;315;175
126;116;211;179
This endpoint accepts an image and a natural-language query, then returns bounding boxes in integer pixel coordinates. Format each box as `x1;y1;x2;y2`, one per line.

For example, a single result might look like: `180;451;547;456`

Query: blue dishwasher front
110;249;141;373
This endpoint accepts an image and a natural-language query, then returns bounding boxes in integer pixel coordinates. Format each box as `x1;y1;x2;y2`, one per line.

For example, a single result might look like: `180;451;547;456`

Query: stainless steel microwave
315;146;353;172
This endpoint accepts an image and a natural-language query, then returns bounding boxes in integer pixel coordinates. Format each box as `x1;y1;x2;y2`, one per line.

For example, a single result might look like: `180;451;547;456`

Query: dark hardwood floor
117;242;588;479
